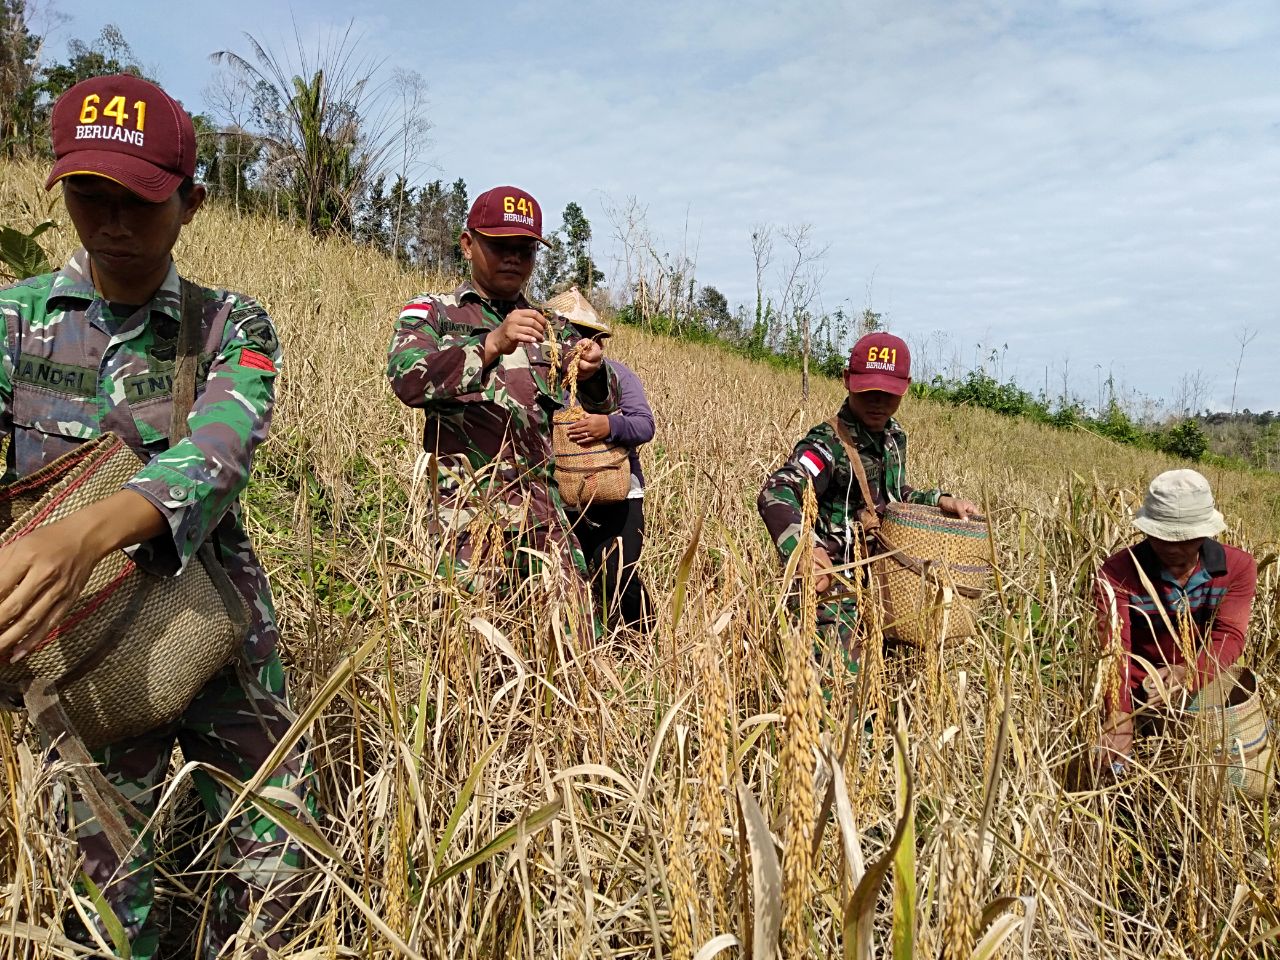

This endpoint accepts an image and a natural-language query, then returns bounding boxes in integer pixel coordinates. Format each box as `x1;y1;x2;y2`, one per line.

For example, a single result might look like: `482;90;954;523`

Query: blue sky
43;0;1280;412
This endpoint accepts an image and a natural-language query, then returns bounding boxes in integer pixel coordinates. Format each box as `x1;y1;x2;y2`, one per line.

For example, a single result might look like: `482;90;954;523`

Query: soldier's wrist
479;330;502;367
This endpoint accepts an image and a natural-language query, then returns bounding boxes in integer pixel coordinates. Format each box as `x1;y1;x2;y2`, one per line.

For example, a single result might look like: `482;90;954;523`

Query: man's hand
483;308;547;365
565;413;611;445
938;495;982;520
573;338;604;380
1143;664;1191;705
812;546;834;595
0;523;100;664
1095;714;1134;777
0;490;166;664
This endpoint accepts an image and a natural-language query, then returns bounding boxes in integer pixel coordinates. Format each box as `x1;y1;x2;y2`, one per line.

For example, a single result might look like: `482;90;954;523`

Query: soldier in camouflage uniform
387;186;617;624
758;332;980;671
0;75;312;959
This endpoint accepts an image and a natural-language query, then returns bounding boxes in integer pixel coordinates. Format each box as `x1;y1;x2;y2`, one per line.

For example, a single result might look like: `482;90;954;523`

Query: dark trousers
568;498;654;633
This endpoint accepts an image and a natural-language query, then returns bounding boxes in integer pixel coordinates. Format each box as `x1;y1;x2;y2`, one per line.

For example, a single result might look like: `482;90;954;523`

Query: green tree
1250;421;1280;471
0;0;41;155
857;307;882;337
445;177;468;271
530;233;568;302
412;177;467;274
385;174;415;264
212;31;392;236
40;23;147;103
695;285;732;334
357;174;391;253
1163;419;1208;462
193;115;263;212
3;22;150;158
562;202;603;289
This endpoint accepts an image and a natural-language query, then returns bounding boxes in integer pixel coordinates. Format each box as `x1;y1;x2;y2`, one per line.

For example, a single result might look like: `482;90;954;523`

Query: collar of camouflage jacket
454;280;528;320
46;248;184;332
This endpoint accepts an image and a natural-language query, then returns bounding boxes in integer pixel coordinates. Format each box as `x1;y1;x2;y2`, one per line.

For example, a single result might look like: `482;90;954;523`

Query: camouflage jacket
0;249;283;662
757;403;943;565
386;282;618;523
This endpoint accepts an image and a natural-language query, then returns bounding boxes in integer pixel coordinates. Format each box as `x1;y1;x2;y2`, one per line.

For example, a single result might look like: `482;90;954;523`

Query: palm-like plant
211;25;393;236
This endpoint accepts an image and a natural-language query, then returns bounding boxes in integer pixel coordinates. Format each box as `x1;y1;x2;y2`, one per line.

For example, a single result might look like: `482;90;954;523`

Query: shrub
1163;419;1209;461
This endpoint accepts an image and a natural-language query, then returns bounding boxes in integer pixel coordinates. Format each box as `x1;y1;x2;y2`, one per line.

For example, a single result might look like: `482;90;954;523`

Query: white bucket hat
1133;469;1225;541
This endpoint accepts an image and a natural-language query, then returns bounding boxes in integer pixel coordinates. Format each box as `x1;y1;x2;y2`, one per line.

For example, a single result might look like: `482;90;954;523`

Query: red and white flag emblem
799;450;825;477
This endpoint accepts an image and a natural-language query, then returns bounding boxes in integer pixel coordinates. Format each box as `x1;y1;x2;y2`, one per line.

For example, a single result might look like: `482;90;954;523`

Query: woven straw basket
551;414;630;509
875;502;991;647
1154;666;1275;800
0;433;248;750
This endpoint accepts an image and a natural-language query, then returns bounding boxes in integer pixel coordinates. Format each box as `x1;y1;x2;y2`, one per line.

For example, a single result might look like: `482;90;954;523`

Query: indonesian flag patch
239;349;276;372
399;301;434;321
799;449;826;477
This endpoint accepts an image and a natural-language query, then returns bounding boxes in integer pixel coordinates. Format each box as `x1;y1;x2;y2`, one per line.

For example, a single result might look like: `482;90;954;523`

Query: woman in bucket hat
1093;469;1258;774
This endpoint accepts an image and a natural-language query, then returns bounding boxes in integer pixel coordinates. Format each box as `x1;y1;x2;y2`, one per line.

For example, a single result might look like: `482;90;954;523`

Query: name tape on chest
440;318;485;337
125;367;175;404
14;356;98;398
121;357;216;405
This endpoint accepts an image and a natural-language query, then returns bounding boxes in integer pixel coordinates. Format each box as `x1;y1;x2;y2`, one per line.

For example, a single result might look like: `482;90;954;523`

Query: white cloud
53;0;1280;410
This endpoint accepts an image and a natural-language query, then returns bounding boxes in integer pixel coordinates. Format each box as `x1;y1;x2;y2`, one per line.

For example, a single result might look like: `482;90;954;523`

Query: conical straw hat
545;287;611;335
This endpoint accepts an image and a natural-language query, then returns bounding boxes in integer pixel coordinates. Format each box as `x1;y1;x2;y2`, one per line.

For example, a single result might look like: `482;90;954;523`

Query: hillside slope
3;160;1279;958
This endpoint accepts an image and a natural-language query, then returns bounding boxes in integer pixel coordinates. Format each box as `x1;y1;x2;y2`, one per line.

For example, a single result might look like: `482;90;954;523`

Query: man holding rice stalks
0;76;312;957
386;186;618;630
758;332;979;672
1093;469;1258;776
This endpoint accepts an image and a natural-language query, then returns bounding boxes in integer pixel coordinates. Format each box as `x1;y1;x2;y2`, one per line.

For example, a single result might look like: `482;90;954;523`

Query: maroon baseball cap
46;74;196;202
466;185;549;246
845;332;912;396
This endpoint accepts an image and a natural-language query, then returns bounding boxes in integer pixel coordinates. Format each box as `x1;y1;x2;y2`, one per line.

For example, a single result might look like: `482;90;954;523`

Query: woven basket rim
0;434;122;510
883;502;988;539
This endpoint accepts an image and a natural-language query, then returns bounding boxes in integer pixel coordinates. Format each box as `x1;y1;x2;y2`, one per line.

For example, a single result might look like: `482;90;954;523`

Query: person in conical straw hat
0;74;313;957
549;288;656;634
1093;469;1257;776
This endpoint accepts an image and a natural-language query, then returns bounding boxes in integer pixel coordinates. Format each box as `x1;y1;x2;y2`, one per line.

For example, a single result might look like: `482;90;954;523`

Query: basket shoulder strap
169;282;252;634
200;540;251;637
826;417;880;533
169;279;205;444
25;679;145;862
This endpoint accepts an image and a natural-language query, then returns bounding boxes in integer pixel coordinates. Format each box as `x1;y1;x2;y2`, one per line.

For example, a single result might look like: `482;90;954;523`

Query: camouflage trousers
815;596;863;674
66;649;314;960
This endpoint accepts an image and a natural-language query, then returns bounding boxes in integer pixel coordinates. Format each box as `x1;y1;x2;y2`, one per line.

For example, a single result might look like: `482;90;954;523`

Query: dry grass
3;158;1280;958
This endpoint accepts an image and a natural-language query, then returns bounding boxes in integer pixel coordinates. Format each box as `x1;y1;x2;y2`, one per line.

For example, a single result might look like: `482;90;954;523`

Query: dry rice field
3;159;1280;958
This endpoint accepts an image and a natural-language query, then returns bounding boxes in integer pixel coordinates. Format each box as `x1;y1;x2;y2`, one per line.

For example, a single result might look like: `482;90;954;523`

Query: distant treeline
607;302;1280;471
